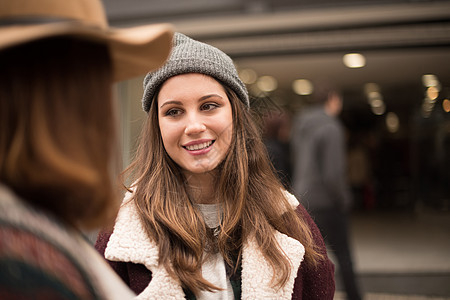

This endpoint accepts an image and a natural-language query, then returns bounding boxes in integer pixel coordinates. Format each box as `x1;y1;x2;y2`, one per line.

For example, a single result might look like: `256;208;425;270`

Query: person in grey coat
291;83;362;300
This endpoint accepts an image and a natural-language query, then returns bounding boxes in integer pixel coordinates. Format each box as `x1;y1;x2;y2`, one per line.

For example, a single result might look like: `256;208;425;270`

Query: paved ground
332;206;450;298
335;291;450;300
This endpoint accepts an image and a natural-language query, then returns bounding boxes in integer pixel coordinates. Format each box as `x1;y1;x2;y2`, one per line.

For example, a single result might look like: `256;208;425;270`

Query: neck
184;171;217;204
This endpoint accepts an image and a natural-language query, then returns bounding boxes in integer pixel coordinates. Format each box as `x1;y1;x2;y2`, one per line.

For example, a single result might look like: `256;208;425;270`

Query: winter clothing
291;106;362;300
0;184;135;300
291;106;352;212
95;190;335;300
142;33;249;112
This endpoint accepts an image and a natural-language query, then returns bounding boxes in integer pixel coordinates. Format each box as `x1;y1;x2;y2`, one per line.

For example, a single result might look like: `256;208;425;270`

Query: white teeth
185;141;212;151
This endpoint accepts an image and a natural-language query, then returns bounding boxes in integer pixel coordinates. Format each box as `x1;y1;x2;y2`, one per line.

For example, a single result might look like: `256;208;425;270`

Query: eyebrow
160;100;182;109
159;94;223;109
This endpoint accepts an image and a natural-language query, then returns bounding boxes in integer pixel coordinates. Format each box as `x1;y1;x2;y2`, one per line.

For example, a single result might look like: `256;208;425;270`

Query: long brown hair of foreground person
127;86;324;294
0;37;118;230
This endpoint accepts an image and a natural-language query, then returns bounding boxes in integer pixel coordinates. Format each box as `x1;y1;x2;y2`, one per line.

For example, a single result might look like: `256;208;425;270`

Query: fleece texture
105;190;305;300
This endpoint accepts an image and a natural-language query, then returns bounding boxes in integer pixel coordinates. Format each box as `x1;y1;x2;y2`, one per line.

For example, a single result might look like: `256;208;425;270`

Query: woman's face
157;73;233;175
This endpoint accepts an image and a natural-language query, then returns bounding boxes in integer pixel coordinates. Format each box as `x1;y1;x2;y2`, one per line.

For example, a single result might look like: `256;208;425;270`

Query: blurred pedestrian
262;111;292;190
96;33;335;299
0;0;173;298
291;83;362;300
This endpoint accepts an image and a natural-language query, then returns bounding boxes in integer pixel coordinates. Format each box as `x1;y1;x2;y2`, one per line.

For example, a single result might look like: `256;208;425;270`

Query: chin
185;160;221;174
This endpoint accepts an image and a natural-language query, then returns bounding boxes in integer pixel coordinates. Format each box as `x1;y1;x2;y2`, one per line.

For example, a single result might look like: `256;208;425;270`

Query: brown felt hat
0;0;174;82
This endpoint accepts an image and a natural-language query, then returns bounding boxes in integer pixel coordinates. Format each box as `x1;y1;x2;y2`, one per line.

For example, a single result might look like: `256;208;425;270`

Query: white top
196;203;234;300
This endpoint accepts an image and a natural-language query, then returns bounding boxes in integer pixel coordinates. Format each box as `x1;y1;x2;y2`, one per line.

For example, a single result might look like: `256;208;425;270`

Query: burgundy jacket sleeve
292;204;335;299
95;230;152;295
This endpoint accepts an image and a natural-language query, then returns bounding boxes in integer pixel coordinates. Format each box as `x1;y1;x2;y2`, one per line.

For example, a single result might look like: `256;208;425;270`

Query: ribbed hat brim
142;32;249;111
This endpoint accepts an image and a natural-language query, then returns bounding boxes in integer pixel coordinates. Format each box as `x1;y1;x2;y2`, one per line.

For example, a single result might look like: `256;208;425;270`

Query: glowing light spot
343;53;366;68
368;92;383;105
422;74;439;87
426;86;439;101
386;112;399;133
364;83;380;95
371;99;384;108
256;75;278;92
371;101;385;115
239;69;257;85
443;99;450;113
292;79;314;95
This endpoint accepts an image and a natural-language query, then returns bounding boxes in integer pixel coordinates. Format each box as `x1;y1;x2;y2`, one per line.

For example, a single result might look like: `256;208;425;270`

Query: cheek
216;119;233;150
223;111;234;147
158;120;176;150
224;123;233;148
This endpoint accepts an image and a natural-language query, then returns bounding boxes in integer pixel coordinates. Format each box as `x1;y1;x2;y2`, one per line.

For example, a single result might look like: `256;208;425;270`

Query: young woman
96;33;335;300
0;0;173;299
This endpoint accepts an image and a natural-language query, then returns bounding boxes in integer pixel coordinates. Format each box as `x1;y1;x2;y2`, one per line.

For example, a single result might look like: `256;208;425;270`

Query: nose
184;116;206;135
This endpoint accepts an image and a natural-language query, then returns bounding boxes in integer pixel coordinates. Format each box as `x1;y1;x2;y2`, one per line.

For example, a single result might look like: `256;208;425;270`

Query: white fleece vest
105;191;305;300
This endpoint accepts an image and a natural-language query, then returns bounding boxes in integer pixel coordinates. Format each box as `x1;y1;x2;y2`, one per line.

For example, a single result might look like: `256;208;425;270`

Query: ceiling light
368;92;383;105
426;86;439;101
371;100;385;115
364;83;380;95
386;112;399;133
239;68;258;85
343;53;366;68
443;99;450;113
422;74;439;87
292;79;314;95
256;75;278;92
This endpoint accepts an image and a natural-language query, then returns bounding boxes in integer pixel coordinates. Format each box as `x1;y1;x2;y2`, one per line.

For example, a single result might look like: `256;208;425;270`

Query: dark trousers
313;210;362;300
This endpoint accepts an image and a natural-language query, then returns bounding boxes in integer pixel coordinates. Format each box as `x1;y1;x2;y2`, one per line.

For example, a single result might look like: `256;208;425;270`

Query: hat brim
0;22;174;82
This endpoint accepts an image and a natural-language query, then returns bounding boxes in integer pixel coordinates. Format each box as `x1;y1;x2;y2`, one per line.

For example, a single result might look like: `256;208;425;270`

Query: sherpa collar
105;191;305;300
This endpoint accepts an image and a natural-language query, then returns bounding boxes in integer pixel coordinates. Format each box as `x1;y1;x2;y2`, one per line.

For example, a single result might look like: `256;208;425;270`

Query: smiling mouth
184;140;214;151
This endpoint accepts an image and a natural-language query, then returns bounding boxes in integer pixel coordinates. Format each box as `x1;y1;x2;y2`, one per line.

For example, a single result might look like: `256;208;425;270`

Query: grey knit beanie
142;32;249;112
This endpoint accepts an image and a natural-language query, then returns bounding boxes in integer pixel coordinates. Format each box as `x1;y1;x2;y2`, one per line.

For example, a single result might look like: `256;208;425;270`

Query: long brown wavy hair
126;82;323;295
0;37;120;230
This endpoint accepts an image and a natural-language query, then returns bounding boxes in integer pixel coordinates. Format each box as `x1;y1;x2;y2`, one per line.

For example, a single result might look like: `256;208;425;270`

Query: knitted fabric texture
142;32;249;112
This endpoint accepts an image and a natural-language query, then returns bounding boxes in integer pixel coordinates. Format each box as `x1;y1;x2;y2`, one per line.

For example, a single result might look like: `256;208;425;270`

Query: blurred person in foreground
291;83;362;300
95;33;335;299
0;0;173;298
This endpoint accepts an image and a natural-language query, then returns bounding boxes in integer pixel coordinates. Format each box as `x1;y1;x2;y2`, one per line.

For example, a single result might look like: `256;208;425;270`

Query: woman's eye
165;108;182;116
201;103;219;111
